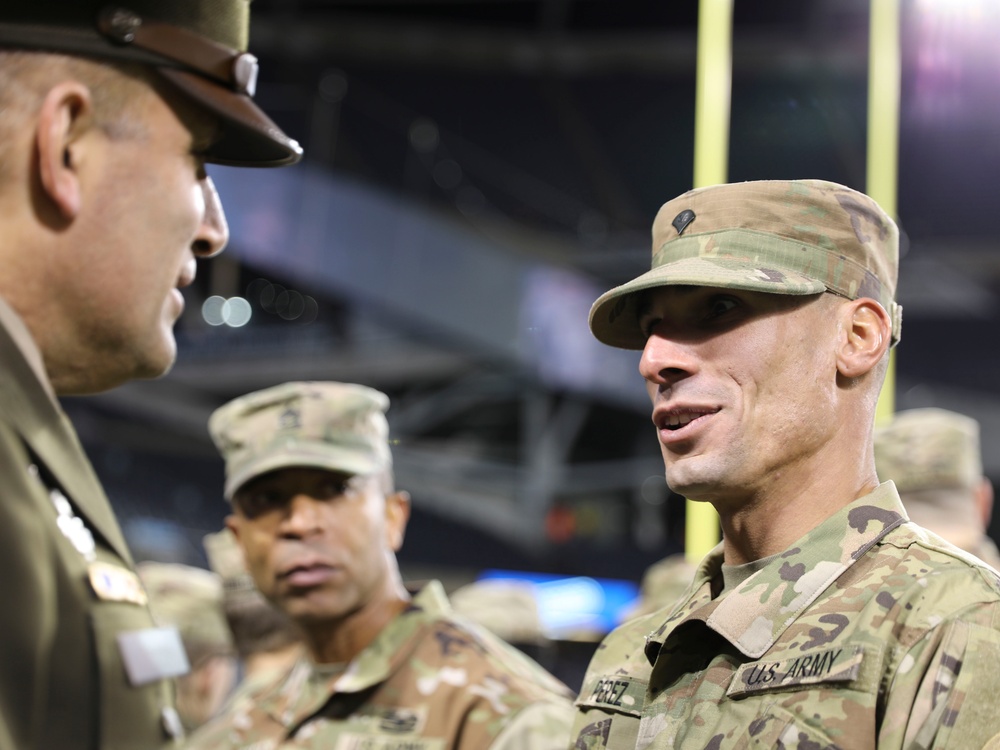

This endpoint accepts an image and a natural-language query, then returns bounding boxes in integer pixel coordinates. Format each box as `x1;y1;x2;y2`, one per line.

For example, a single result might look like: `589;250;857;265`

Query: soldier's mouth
658;408;719;431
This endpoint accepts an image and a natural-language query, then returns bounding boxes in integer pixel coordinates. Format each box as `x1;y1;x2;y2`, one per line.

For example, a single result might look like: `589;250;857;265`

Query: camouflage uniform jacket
571;482;1000;749
189;580;575;749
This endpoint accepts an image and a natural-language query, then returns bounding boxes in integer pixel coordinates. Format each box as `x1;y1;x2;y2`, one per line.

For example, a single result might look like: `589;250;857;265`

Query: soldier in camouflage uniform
571;179;1000;749
875;407;1000;570
189;381;574;750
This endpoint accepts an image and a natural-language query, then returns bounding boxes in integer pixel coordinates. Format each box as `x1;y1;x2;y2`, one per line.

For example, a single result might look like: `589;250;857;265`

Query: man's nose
280;494;324;537
639;329;699;387
192;176;229;258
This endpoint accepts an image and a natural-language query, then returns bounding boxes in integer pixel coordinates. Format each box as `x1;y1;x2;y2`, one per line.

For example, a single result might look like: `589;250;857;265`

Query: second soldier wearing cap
189;381;576;749
569;179;1000;749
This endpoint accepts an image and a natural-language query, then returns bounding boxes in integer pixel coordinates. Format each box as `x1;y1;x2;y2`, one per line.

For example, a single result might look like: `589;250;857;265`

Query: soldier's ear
977;477;994;529
384;491;411;552
224;514;242;543
36;81;94;221
834;298;891;379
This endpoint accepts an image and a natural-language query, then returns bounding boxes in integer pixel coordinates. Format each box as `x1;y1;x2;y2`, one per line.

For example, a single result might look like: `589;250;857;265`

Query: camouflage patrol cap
450;580;547;645
202;527;259;604
875;408;982;492
0;0;301;166
875;408;985;551
589;179;902;350
209;381;392;500
137;562;234;664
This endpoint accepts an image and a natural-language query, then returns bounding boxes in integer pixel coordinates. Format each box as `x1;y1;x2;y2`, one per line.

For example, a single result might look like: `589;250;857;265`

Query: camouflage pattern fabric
188;581;574;749
209;381;393;500
570;482;1000;749
874;408;1000;568
874;408;982;493
623;554;698;621
969;537;1000;572
589;179;902;350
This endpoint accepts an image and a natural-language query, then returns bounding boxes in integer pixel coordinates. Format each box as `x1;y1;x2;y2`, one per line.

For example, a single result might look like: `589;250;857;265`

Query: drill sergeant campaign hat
0;0;301;166
210;381;392;501
589;179;902;350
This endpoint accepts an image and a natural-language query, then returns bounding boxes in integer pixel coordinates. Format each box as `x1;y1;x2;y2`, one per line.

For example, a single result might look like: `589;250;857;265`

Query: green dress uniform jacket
0;298;182;750
188;580;575;749
571;482;1000;749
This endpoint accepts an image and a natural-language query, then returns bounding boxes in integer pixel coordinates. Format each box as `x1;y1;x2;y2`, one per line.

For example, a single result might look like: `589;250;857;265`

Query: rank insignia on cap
278;406;301;431
671;209;696;235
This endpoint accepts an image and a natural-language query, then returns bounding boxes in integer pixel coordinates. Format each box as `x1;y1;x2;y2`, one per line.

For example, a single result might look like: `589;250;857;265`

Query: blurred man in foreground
0;3;300;747
190;381;574;749
875;406;1000;569
570;179;1000;748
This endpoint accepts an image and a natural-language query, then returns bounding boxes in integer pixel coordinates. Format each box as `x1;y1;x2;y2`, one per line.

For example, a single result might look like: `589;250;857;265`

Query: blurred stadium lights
201;296;252;328
908;0;1000;125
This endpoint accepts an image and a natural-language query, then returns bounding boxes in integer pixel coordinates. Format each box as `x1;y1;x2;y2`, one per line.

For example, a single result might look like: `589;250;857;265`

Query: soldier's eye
705;297;738;319
317;479;350;499
639;314;662;339
236;489;284;518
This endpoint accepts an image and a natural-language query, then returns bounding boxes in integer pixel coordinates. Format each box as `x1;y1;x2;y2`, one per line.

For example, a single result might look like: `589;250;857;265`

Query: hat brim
159;68;301;167
0;24;301;168
226;445;383;501
588;256;826;350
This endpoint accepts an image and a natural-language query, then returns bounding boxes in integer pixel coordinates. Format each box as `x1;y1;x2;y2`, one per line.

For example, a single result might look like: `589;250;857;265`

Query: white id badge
117;627;190;686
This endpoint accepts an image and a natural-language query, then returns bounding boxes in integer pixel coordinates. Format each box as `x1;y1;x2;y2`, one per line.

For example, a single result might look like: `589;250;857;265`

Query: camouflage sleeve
880;601;1000;748
483;699;575;750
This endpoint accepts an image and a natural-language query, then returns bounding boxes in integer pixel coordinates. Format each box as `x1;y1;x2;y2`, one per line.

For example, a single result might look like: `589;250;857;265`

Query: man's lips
278;560;337;588
170;288;185;316
653;406;720;440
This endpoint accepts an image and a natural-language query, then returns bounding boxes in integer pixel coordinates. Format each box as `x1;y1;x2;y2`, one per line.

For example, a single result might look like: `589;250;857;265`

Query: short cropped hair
0;50;156;183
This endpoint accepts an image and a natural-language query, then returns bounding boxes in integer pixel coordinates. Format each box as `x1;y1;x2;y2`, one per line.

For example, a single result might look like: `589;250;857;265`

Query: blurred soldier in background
137;562;237;733
570;179;1000;749
450;577;553;664
0;2;300;747
622;553;697;621
875;407;1000;569
450;578;547;646
189;381;574;749
203;528;303;701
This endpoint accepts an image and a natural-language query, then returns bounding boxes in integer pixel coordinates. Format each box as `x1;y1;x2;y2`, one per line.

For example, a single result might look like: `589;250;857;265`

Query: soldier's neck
305;584;412;665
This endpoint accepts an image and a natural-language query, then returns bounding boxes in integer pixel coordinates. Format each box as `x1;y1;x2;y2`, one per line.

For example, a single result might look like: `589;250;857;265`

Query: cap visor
226;447;382;500
589;256;825;350
160;68;302;167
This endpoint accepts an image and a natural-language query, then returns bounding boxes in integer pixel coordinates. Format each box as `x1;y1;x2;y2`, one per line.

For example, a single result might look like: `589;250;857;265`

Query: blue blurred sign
477;569;640;640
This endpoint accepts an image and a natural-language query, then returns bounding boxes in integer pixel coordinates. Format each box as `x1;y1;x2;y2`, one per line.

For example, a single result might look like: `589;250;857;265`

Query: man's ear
835;298;891;379
976;477;994;529
384;491;411;552
36;81;94;221
224;514;242;543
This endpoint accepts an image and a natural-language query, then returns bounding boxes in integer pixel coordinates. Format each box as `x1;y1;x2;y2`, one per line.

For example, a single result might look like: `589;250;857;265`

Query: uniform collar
262;581;451;728
648;483;906;662
0;294;56;404
0;294;133;563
